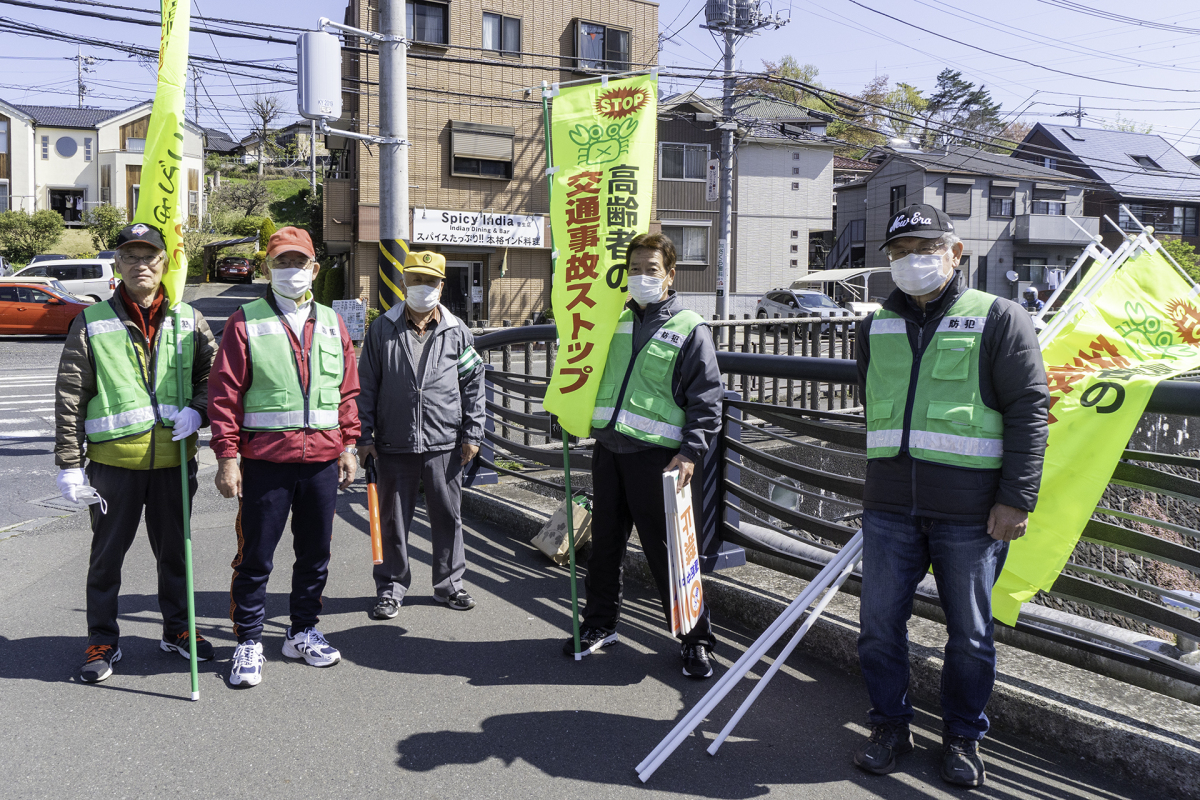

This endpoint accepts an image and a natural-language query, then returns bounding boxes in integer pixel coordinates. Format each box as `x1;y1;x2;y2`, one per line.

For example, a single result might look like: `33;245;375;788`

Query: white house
0;100;206;226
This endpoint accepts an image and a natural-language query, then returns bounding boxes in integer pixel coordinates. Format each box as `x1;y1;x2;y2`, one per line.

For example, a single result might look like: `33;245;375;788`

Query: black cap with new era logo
115;222;166;252
880;203;955;250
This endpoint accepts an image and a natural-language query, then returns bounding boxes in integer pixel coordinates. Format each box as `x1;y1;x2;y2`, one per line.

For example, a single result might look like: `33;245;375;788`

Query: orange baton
366;455;383;565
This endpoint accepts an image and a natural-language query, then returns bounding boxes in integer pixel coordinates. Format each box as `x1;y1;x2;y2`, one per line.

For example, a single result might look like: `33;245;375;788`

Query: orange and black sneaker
80;643;122;683
160;631;214;662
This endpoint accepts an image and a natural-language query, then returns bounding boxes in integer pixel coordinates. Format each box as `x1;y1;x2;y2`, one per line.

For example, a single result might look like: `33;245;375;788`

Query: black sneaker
853;722;914;775
80;644;122;684
941;734;985;788
681;643;714;679
562;626;619;657
435;589;476;611
371;597;400;619
160;631;215;661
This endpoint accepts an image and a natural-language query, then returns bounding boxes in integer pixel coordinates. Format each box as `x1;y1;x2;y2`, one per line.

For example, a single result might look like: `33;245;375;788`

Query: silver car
756;288;853;327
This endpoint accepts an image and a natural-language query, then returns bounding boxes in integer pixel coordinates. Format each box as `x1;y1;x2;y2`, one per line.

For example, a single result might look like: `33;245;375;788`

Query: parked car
28;254;70;265
756;288;854;327
16;259;117;302
0;280;91;335
0;256;12;277
216;256;254;283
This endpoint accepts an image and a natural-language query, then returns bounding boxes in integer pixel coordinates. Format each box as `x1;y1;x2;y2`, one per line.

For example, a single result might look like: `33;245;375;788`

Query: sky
1;0;1200;153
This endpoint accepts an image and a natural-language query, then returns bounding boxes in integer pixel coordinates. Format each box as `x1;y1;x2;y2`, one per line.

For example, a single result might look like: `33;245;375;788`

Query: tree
826;75;890;157
82;204;125;252
250;94;283;177
1161;238;1200;283
884;82;928;141
922;69;1005;150
0;209;65;263
740;57;825;110
1102;113;1154;134
211;179;271;218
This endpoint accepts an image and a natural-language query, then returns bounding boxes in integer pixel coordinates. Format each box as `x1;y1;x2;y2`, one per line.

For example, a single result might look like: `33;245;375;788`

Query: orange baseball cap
267;227;316;259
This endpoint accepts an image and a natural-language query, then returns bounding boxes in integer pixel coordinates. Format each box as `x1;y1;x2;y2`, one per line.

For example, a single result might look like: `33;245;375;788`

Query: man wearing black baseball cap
53;222;218;684
851;204;1049;787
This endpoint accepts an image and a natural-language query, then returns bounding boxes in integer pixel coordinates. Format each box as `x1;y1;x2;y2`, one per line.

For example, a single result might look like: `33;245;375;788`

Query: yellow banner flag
543;75;657;436
992;246;1200;624
134;0;191;308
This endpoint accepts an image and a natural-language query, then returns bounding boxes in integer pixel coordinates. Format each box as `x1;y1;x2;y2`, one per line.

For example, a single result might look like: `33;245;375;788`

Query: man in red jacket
208;227;360;688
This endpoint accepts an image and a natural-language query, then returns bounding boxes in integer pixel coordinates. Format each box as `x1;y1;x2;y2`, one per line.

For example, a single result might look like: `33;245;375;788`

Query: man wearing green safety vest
851;204;1049;788
54;223;217;684
565;231;724;679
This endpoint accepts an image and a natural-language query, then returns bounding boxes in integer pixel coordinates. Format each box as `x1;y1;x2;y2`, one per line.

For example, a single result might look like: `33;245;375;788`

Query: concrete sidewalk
0;474;1156;800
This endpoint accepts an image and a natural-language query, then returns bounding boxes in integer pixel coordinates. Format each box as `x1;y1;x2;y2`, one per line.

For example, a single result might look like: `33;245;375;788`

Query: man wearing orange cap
208;226;361;688
356;250;485;617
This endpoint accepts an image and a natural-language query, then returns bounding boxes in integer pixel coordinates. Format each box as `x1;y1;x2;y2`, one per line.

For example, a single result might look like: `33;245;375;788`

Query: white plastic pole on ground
636;530;864;782
706;539;863;755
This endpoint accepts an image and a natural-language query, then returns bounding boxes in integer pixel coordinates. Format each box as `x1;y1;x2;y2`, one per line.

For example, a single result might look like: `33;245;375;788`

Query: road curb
463;480;1200;800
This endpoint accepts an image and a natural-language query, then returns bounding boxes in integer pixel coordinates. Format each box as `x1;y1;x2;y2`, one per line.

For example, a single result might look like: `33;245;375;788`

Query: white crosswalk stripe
0;372;56;439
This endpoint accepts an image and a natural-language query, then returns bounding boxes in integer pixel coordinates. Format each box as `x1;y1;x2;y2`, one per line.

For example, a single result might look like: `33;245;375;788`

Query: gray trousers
373;450;465;601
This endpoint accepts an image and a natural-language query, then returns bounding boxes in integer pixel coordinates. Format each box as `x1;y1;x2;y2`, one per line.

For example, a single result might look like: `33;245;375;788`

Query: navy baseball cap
880;203;955;250
115;223;166;251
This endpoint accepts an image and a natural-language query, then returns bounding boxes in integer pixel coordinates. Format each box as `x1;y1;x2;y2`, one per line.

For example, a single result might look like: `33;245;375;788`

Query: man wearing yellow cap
357;251;486;616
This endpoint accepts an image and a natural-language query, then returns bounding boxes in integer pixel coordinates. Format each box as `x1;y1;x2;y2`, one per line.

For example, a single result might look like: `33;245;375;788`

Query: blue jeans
857;508;1008;740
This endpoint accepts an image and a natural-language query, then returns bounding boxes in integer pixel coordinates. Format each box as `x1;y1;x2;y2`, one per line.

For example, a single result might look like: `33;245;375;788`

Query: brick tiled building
324;0;658;324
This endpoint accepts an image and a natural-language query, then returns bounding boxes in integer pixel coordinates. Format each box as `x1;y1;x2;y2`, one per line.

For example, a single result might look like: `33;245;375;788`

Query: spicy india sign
543;75;657;436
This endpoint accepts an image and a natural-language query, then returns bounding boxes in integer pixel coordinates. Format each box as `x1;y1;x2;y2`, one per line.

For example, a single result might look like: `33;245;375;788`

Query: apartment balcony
1013;213;1099;246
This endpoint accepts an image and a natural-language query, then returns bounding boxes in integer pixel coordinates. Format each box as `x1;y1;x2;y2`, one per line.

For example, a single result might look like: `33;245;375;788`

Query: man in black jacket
566;232;724;679
852;205;1049;788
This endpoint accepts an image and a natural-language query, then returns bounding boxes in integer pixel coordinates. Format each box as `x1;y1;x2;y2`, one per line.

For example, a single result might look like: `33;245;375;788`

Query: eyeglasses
117;253;160;266
273;257;312;269
885;243;946;262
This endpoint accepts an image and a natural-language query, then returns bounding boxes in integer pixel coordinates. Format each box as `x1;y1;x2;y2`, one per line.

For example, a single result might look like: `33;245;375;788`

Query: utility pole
192;67;199;125
702;1;787;332
1056;98;1086;128
75;47;96;109
376;0;409;310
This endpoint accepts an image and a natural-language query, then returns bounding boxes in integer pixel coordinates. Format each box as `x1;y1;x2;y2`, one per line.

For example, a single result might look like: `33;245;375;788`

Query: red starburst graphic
1166;298;1200;345
594;87;650;120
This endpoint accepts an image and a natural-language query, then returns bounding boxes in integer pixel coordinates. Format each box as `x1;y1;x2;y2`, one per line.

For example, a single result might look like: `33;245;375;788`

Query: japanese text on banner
543;75;657;436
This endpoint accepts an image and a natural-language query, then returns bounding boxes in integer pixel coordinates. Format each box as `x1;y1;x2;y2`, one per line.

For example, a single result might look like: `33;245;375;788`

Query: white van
16;259;117;302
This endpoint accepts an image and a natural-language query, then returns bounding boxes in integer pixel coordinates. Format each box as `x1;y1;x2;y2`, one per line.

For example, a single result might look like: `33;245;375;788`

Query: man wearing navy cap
851;204;1049;787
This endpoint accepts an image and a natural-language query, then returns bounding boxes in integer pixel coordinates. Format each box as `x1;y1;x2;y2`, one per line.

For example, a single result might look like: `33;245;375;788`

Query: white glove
57;468;108;513
168;406;202;441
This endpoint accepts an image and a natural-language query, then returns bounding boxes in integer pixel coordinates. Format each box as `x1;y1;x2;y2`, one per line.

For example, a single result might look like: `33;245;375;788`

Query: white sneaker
282;626;341;667
229;641;264;688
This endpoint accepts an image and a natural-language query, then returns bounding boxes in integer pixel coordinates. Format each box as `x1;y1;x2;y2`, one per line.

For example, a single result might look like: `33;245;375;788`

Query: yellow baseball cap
403;250;446;278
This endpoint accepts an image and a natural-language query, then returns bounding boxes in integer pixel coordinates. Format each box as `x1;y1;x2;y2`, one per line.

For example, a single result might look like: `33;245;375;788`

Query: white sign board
332;299;366;341
664;471;704;636
705;159;719;203
471;285;483;303
412;209;546;249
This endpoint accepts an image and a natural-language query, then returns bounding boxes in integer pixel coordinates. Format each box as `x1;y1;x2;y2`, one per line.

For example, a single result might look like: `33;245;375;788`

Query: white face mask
405;284;441;313
270;267;313;300
627;275;665;307
890;253;949;297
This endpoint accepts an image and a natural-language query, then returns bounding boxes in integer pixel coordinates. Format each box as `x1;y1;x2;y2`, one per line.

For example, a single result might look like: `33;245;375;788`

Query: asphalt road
0;280;264;532
0;475;1154;800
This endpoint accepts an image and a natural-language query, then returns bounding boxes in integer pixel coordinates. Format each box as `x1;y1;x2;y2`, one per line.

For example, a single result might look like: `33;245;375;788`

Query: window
84;137;92;162
483;12;520;55
41;135;49;159
100;164;111;204
977;256;988;291
576;20;630;71
1043;157;1057;170
1184;207;1199;237
790;244;798;253
0;120;7;154
989;182;1016;217
55;137;77;158
1015;257;1047;284
661;223;709;264
407;0;448;44
944;180;972;216
81;264;103;279
0;180;7;212
791;167;799;175
1031;186;1067;216
131;183;140;211
1130;154;1164;171
1119;203;1180;233
659;143;707;180
792;152;799;160
126;137;146;153
450;120;515;180
790;259;798;267
889;185;906;216
790;230;798;238
791;182;799;190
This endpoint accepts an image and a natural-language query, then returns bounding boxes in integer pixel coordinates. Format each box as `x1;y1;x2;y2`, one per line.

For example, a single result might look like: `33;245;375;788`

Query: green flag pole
176;305;199;700
542;81;581;659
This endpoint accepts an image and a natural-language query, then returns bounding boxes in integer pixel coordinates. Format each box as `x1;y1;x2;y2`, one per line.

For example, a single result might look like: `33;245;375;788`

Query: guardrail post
772;319;781;405
841;321;851;409
465;364;499;487
714;389;744;569
741;314;751;402
523;320;533;447
786;323;796;407
501;320;512;439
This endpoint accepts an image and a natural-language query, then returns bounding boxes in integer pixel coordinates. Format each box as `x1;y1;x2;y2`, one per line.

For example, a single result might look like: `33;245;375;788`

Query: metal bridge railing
469;324;1200;694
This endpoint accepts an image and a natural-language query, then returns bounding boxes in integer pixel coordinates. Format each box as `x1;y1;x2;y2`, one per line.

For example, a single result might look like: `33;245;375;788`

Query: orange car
0;280;92;335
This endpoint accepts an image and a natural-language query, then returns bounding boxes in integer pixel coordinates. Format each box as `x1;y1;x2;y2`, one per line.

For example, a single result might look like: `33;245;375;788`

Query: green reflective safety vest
83;299;195;443
590;308;704;448
242;298;343;431
865;289;1004;470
